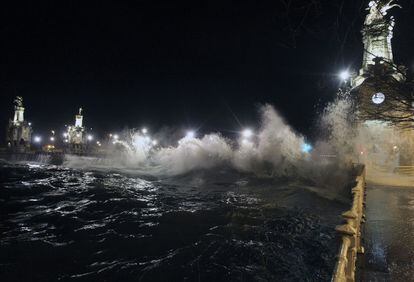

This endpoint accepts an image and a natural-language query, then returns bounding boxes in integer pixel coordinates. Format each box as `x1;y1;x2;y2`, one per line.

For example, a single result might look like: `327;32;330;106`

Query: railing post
332;164;366;282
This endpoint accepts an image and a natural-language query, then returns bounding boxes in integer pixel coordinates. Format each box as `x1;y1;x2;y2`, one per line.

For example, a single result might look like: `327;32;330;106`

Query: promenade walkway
360;183;414;281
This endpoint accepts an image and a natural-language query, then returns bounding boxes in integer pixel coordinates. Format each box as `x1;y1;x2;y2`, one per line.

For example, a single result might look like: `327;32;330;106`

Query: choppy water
0;162;347;281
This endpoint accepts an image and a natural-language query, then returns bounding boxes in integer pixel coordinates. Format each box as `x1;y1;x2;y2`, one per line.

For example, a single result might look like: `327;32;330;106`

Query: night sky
1;0;414;142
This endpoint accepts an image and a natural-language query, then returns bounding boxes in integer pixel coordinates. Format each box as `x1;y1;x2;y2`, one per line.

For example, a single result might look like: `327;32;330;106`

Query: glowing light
242;128;253;138
28;122;32;126
152;140;158;146
372;92;385;104
64;139;69;143
50;137;55;142
186;130;195;139
34;136;42;143
301;143;313;153
142;127;148;134
63;132;68;138
76;133;81;138
339;70;350;81
393;145;398;150
87;135;93;141
113;134;119;140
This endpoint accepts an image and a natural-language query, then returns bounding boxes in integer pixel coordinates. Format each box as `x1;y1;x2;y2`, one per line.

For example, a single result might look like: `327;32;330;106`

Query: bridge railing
332;164;366;282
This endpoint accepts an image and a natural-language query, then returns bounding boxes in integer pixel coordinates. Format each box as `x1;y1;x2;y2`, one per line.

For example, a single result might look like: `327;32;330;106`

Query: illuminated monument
6;96;32;151
66;108;85;153
350;0;414;166
352;0;403;88
350;0;407;117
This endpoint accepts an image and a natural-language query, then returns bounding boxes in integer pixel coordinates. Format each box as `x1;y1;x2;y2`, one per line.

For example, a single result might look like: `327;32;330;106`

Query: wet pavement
361;184;414;281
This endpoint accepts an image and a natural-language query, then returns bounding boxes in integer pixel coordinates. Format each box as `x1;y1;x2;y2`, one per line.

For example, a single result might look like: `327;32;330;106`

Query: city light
339;70;350;81
63;132;68;138
301;143;313;153
152;140;158;146
87;135;93;141
34;136;42;143
142;127;148;134
50;137;55;142
242;128;253;138
113;134;119;140
186;130;195;139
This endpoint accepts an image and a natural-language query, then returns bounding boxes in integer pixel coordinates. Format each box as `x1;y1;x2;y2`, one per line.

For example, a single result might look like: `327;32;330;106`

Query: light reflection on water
0;163;346;281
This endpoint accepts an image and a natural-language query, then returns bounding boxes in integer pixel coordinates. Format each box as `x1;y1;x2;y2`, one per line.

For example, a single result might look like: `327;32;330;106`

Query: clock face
372;92;385;104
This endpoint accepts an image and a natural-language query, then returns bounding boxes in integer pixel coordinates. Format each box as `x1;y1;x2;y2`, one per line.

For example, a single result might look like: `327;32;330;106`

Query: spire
13;96;25;123
361;0;400;70
353;0;402;87
75;107;83;127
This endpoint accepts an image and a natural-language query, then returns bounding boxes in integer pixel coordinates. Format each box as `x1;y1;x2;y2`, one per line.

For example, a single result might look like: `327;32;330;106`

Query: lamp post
338;70;353;98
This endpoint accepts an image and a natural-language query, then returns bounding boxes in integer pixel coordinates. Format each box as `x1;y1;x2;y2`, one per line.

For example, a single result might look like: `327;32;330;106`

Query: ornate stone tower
350;0;414;166
350;0;407;118
352;0;404;88
6;96;32;151
66;108;85;153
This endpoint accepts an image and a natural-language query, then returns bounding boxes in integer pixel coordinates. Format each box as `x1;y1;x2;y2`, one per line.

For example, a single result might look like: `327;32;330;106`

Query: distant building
66;108;85;153
6;96;32;151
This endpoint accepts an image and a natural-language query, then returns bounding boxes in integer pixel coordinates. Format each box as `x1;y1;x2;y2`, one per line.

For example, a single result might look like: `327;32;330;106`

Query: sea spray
152;134;233;176
63;101;362;184
233;104;306;176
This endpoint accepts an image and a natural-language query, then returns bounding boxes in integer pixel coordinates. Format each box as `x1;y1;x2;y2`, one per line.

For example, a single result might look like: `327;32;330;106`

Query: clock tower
349;0;414;166
350;0;407;122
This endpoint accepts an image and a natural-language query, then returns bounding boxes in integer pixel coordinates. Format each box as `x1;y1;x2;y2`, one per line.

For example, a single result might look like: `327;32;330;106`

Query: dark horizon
1;0;414;143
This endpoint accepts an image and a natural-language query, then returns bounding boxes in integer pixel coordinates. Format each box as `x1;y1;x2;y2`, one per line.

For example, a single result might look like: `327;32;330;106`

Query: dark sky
1;0;414;142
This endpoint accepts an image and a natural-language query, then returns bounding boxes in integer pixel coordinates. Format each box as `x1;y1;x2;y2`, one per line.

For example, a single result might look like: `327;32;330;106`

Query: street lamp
339;70;350;81
242;128;253;138
34;136;42;143
186;130;195;139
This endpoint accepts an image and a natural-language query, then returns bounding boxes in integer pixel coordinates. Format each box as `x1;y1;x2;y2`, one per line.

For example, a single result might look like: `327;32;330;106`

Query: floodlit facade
6;96;32;151
66;108;85;153
350;0;414;167
352;0;404;88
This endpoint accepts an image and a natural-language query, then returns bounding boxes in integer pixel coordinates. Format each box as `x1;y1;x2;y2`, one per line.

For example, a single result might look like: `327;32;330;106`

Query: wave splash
63;100;361;191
